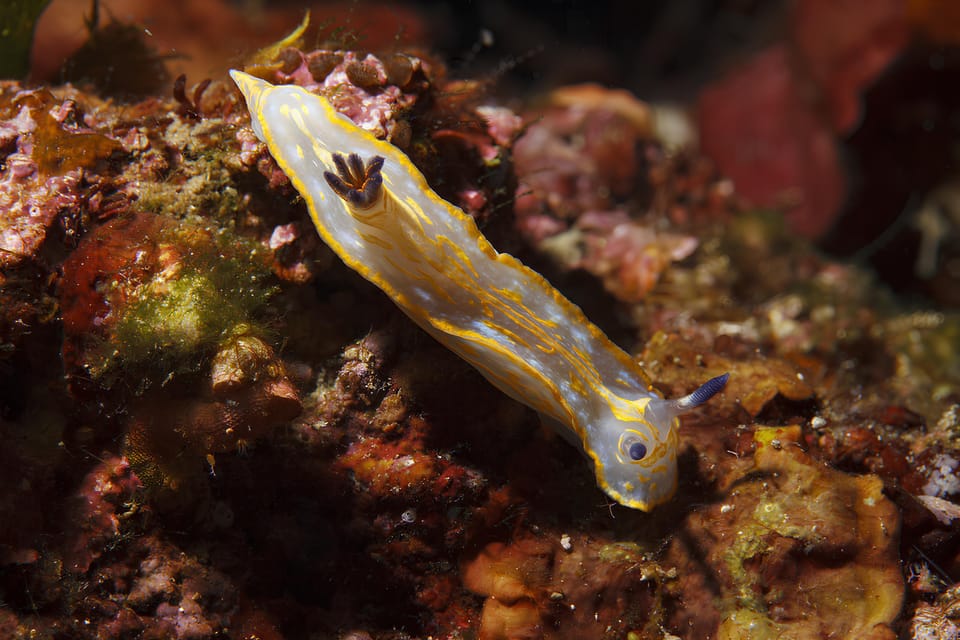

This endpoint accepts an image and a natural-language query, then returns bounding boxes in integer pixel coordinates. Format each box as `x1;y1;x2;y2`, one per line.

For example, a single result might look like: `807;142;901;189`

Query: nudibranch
230;70;728;511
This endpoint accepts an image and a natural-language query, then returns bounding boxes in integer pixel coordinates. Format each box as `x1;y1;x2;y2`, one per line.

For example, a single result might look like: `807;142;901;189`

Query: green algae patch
60;214;277;391
136;117;244;223
106;225;274;382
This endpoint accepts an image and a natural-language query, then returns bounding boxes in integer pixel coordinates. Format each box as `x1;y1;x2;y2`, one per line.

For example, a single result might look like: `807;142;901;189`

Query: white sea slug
230;70;728;511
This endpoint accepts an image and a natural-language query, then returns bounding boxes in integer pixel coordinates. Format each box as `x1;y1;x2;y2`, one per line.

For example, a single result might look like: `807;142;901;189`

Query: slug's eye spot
618;430;650;464
324;152;385;209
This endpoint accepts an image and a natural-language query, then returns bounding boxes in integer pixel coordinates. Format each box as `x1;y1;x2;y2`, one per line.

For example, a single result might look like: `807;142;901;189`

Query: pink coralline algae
574;210;699;302
0;88;120;268
513;84;653;230
512;83;716;302
291;50;424;141
248;48;428;144
63;456;141;574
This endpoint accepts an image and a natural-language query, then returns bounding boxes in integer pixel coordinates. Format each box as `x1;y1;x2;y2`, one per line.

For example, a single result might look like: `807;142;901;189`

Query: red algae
699;45;845;239
12;91;123;176
698;0;909;239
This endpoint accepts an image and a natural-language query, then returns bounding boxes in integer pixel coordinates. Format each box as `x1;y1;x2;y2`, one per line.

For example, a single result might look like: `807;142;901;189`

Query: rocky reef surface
1;5;959;639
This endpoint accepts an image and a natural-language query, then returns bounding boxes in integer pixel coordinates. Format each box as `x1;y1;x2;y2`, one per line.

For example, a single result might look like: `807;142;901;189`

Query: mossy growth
94;221;276;390
135;117;244;224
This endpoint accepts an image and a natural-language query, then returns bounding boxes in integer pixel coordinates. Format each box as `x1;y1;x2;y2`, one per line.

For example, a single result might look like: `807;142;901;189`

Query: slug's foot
324;152;384;209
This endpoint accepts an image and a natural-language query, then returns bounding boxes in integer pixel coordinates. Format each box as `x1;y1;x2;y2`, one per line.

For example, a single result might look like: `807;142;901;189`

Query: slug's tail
230;70;271;141
670;373;729;413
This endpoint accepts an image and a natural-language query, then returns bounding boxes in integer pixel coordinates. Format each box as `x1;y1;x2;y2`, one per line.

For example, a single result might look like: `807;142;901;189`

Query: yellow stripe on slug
231;70;689;511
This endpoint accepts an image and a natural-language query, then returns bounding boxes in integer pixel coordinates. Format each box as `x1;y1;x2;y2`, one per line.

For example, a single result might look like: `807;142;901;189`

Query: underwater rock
122;533;237;639
513;83;722;302
62;456;140;574
330;336;488;504
0;87;121;269
123;331;301;496
462;535;673;640
664;426;903;638
7;6;959;637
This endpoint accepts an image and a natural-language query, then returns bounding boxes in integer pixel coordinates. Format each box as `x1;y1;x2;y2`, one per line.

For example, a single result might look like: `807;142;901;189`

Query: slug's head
590;373;729;511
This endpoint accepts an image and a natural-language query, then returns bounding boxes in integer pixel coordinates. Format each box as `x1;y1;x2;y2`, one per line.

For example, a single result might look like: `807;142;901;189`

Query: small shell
210;328;277;396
